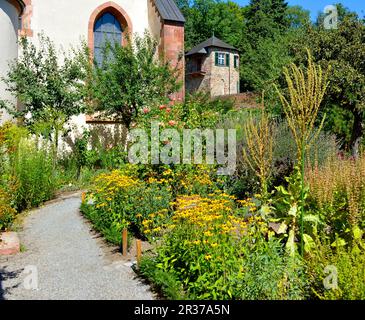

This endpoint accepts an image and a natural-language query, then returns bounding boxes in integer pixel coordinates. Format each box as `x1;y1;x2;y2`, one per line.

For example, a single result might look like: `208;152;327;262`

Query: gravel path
0;193;154;300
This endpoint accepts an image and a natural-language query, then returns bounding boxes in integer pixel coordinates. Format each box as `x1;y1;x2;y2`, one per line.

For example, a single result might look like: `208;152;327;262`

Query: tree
298;12;365;156
287;5;310;29
245;0;289;45
316;2;358;27
178;0;245;51
178;0;309;94
87;32;181;129
241;0;309;93
0;34;88;151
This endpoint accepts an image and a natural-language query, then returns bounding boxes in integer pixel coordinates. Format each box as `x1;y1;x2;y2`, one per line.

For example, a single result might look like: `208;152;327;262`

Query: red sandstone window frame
88;2;133;61
86;2;133;123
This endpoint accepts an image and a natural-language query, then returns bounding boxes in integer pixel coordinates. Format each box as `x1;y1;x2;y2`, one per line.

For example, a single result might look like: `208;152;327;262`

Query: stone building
185;36;240;97
0;0;185;125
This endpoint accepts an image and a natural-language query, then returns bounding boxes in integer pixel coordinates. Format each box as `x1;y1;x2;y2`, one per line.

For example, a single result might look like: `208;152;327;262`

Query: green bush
1;123;58;213
307;240;365;300
81;170;172;244
142;233;308;300
0;188;16;231
139;256;185;300
140;194;308;300
11;138;56;211
219;113;339;198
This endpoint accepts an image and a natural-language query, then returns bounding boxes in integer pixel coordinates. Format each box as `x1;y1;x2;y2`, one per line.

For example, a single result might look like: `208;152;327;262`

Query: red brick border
86;2;133;123
148;0;185;102
160;21;185;102
19;0;33;37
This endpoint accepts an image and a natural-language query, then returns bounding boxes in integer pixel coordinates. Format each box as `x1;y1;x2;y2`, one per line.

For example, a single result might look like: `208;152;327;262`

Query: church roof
186;36;237;56
154;0;185;23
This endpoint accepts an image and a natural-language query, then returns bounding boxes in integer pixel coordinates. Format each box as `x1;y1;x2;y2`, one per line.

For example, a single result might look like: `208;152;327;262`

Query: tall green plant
275;50;330;255
11;138;56;211
242;107;274;201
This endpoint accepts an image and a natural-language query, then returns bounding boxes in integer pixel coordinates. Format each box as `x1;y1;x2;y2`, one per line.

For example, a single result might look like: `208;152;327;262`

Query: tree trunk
350;109;363;159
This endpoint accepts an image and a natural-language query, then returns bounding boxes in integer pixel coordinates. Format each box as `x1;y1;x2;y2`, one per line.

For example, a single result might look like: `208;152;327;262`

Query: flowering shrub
140;193;308;300
145;165;219;197
306;155;365;243
136;92;232;131
82;169;172;243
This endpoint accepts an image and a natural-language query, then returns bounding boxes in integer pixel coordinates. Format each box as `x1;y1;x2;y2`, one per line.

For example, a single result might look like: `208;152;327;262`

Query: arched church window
93;12;122;65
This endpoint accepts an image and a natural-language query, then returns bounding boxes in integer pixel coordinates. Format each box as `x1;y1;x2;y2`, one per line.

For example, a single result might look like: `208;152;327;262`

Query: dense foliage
1;1;365;301
85;32;181;129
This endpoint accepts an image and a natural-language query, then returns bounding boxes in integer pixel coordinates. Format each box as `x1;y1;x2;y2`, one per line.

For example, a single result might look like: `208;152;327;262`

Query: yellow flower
205;255;212;260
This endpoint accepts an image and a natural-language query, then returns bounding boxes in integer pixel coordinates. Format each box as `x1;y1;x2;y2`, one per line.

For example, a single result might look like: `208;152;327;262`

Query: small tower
185;36;240;97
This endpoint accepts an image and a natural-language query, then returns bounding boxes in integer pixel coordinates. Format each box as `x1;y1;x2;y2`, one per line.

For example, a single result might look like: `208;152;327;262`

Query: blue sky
235;0;365;20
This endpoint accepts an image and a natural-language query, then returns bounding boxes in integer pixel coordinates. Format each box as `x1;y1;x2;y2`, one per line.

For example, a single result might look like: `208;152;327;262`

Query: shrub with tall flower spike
242;107;274;201
275;49;330;255
275;49;330;163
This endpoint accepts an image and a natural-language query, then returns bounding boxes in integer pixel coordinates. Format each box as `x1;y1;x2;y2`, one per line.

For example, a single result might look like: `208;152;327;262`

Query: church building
0;0;185;125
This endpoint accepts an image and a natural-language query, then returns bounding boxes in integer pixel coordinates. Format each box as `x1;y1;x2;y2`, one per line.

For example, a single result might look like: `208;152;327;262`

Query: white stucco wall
0;1;166;147
26;0;159;148
147;0;162;46
0;1;20;124
30;0;150;51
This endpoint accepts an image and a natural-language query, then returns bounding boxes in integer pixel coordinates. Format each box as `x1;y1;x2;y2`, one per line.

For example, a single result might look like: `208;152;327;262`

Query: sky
235;0;365;20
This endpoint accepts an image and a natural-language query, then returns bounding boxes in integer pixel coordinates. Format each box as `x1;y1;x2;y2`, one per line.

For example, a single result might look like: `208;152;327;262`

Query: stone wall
186;55;211;94
186;47;239;97
209;48;239;97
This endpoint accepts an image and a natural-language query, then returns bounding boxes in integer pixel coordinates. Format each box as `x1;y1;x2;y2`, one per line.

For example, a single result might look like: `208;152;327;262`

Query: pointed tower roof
186;36;237;56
